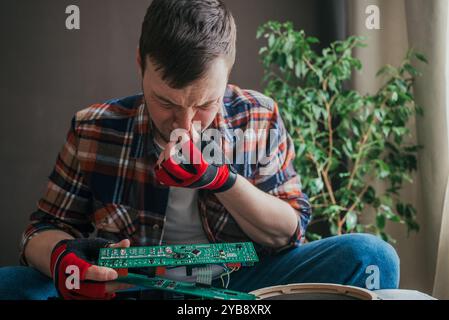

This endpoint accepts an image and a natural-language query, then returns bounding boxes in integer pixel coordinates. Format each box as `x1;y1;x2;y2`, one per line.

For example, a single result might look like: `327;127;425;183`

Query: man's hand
154;137;237;192
50;238;133;300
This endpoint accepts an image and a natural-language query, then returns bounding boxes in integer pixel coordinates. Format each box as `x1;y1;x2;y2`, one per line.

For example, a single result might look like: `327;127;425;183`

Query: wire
220;265;227;288
219;265;238;289
219;264;229;288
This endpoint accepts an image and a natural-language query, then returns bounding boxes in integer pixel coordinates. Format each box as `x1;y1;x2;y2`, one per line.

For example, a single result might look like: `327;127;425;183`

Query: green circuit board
118;273;257;300
98;242;258;269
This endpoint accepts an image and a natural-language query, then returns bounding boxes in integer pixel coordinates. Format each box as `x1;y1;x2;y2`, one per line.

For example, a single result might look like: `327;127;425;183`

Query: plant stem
303;56;321;80
346;183;371;214
347;96;389;190
347;126;372;190
310;193;329;202
308;217;329;226
297;129;330;206
322;171;337;204
323;94;337;175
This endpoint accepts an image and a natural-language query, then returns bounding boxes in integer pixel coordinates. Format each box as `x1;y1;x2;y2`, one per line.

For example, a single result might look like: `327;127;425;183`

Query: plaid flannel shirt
20;84;312;265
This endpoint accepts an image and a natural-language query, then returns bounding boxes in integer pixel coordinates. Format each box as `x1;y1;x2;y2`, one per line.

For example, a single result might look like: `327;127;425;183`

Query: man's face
139;55;230;145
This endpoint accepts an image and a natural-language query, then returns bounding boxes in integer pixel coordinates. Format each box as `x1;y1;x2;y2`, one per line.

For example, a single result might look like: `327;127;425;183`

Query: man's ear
136;47;142;77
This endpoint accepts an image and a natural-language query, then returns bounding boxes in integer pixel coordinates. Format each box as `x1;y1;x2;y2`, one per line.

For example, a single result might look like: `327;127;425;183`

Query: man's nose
173;108;196;131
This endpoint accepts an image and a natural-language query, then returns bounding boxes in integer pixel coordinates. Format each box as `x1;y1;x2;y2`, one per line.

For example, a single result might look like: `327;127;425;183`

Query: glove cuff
50;239;71;278
211;164;238;193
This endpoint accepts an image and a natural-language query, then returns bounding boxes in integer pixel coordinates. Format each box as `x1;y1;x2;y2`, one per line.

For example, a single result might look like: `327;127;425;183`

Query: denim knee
337;233;400;289
0;266;57;300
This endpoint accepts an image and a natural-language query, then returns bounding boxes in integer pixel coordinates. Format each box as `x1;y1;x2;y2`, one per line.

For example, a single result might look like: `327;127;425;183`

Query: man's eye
198;103;216;110
160;103;174;109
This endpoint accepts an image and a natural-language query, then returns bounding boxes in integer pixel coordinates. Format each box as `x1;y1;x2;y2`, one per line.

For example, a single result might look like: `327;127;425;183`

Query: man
0;0;399;300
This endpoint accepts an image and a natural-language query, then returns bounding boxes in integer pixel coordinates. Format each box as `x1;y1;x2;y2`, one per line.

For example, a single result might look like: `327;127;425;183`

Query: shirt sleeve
20;117;95;265
250;102;312;256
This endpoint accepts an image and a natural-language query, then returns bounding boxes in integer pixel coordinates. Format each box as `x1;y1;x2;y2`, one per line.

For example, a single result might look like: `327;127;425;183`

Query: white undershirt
162;187;209;244
155;137;225;282
162;188;225;282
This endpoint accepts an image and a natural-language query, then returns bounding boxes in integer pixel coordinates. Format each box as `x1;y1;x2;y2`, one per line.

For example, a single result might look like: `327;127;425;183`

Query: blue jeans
0;234;399;300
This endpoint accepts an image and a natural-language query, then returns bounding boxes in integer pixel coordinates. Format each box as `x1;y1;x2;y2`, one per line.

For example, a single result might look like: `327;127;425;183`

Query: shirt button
153;224;160;230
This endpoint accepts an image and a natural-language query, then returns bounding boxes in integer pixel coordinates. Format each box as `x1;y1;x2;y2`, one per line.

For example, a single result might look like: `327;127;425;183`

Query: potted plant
257;21;426;243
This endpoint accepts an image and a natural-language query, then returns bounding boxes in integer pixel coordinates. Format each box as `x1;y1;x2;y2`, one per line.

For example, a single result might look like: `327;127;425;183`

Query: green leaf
379;232;388;242
353;59;362;70
345;211;358;231
362;186;376;204
388;215;402;223
310;177;324;193
404;64;421;77
306;232;322;241
307;37;320;44
287;55;294;69
380;204;394;218
295;62;303;78
376;214;386;230
297;143;306;156
380;194;393;206
390;91;398;103
414;52;428;63
330;223;339;236
376;160;390;179
376;65;396;77
268;34;275;48
312;105;322;120
323;205;346;217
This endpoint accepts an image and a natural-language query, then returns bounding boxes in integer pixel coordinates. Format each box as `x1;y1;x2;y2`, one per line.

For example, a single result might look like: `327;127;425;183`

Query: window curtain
346;0;449;296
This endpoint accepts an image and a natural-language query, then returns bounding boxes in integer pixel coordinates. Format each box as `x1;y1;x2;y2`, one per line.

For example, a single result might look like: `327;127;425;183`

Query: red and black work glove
50;238;131;300
154;138;237;193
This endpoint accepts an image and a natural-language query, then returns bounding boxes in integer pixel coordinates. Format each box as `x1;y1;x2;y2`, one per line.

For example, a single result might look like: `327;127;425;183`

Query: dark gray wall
0;0;340;265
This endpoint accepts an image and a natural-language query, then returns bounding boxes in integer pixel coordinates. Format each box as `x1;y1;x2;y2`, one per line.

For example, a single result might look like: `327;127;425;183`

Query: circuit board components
97;242;259;300
97;242;258;269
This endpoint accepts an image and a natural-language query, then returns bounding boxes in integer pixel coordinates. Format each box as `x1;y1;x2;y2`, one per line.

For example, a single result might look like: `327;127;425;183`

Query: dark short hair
139;0;236;89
